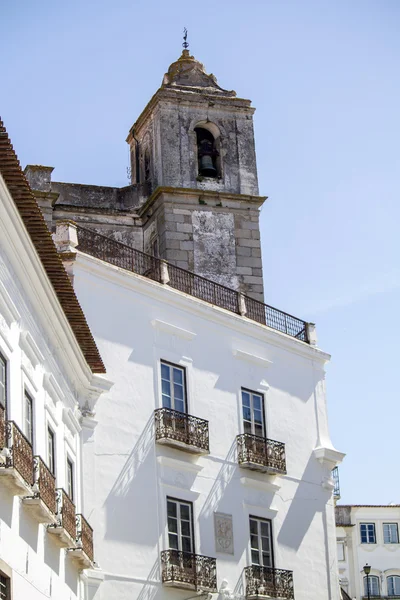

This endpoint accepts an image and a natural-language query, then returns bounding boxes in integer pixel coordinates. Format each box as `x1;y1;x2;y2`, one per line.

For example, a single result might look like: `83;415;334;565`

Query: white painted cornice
233;348;272;368
151;319;196;340
43;372;65;404
156;455;203;474
0;175;95;395
240;476;281;493
76;252;331;364
314;446;345;468
0;280;21;326
62;407;82;435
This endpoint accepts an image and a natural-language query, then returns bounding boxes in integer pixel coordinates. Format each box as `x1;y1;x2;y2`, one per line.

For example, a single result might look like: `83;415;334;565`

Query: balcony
154;408;209;454
23;456;57;524
245;566;294;599
0;419;33;495
68;514;94;569
237;434;286;474
48;488;76;547
161;549;217;592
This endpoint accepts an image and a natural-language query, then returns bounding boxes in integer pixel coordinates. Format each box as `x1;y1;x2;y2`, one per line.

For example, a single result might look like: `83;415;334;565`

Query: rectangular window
161;362;186;413
364;575;379;597
360;523;376;544
383;523;399;544
337;541;345;561
0;572;10;600
249;516;273;567
167;497;194;554
66;458;74;501
242;389;265;438
24;391;33;446
0;354;6;411
47;427;55;475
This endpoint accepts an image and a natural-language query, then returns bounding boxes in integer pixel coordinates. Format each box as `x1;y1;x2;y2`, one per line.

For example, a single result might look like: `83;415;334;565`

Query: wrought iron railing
237;433;286;473
0;405;5;449
161;550;217;592
32;456;56;514
332;466;340;499
52;488;76;540
75;226;309;343
154;408;209;452
2;421;33;486
244;565;294;599
76;514;94;563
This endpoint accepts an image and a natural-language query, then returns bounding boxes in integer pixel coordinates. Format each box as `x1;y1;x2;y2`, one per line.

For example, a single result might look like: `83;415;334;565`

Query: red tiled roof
0;118;105;373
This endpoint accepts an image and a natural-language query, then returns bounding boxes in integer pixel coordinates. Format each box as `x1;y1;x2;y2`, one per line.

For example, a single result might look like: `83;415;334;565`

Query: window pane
181;521;190;537
337;542;345;561
261;522;270;537
161;363;170;380
0;355;5;408
388;576;400;595
167;501;177;518
262;552;272;567
168;533;179;549
250;534;259;549
174;384;184;401
251;550;260;565
162;380;171;396
243;406;251;422
182;536;192;553
250;519;258;535
168;517;178;533
173;368;183;385
254;409;263;424
175;399;185;413
180;504;190;521
253;395;262;410
242;391;250;407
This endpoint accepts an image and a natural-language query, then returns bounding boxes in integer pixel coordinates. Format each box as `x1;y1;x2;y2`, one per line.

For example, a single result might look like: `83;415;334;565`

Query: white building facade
0;121;109;599
336;505;400;599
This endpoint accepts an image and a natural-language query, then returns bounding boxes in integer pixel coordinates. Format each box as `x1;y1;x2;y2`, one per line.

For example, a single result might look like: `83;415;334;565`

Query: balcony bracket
68;547;93;570
0;467;33;496
23;496;58;524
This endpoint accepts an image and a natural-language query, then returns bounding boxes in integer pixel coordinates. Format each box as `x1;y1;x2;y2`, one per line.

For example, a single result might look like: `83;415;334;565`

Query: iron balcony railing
2;420;34;486
76;514;94;563
245;565;294;599
51;488;76;541
75;226;309;344
237;433;286;474
161;549;217;592
154;407;209;453
0;405;5;449
32;456;56;514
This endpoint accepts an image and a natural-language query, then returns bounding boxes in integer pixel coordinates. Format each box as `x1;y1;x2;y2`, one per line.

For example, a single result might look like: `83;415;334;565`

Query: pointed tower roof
162;49;237;97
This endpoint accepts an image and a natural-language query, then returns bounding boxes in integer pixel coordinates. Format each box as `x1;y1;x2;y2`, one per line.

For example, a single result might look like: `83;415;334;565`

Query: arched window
388;576;400;596
195;127;220;178
364;575;380;597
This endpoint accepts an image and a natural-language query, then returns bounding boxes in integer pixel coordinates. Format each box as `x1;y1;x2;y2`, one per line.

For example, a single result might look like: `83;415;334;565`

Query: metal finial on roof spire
182;27;189;49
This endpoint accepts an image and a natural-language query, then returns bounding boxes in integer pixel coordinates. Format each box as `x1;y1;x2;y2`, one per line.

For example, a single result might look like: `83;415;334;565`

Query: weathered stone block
251;248;261;258
237;238;260;248
242;221;259;230
167;250;189;261
180;241;193;250
167;232;191;241
237;267;252;275
234;229;252;239
236;247;252;257
176;223;193;233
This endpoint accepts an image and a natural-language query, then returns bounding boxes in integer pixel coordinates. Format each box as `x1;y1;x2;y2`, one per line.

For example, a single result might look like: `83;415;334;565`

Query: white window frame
364;575;379;597
360;522;376;544
160;361;187;413
0;353;6;412
24;390;34;448
387;575;400;597
337;541;345;561
242;389;265;438
249;516;273;568
47;426;56;475
383;523;399;544
66;456;75;502
166;497;194;554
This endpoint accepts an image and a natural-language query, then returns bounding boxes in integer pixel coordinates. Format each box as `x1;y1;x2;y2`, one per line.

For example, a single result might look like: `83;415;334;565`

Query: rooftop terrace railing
75;225;310;344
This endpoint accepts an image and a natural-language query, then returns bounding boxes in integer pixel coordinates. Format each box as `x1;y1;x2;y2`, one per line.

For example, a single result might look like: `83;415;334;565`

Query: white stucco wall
337;506;400;599
0;174;104;599
73;250;342;600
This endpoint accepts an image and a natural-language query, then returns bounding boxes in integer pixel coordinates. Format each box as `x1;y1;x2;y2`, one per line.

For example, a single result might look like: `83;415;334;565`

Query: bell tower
127;45;266;301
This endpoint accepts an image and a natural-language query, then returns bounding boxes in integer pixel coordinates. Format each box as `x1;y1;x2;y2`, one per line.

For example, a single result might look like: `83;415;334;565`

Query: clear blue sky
2;0;399;504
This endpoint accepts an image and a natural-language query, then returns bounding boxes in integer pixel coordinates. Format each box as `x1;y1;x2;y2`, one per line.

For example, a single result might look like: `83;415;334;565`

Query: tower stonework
129;50;265;298
25;49;266;300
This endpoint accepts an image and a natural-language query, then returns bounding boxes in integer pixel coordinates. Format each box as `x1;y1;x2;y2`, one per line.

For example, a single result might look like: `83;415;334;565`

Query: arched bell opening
195;126;220;178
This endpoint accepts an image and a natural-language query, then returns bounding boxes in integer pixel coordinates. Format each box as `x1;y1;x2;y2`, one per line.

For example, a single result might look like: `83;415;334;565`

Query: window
195;127;219;178
24;391;33;446
364;575;379;597
0;354;6;411
151;237;159;258
66;458;74;501
360;523;376;544
337;541;345;561
161;362;186;413
0;572;10;600
249;517;273;568
47;427;55;475
242;389;265;438
388;576;400;597
167;498;194;554
383;523;399;544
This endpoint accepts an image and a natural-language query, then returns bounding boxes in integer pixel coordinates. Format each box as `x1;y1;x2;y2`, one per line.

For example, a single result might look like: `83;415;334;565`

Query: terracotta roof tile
0;119;105;373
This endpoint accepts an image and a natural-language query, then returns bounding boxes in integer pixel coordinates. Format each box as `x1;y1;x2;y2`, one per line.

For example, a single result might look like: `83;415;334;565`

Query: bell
199;154;217;177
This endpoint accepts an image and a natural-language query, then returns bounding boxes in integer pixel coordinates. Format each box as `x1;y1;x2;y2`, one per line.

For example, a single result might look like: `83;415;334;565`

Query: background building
336;504;400;599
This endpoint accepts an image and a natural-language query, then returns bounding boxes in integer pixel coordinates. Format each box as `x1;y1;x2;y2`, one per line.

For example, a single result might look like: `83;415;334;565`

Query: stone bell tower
127;47;266;301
